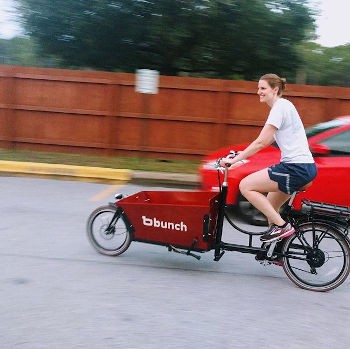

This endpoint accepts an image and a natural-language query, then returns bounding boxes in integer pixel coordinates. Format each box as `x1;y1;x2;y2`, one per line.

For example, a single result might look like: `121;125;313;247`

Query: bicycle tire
282;221;350;292
86;205;132;256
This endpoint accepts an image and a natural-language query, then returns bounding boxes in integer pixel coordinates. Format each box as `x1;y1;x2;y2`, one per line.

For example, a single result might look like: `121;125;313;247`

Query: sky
309;0;349;47
0;0;349;47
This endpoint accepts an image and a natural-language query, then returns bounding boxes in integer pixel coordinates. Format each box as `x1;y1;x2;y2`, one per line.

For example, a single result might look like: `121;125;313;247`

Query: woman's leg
239;168;290;226
265;192;291;225
267;192;290;213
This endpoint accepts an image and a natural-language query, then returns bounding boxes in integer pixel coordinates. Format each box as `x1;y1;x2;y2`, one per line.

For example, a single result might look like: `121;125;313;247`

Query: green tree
0;36;36;66
0;36;61;67
297;42;350;87
16;0;315;80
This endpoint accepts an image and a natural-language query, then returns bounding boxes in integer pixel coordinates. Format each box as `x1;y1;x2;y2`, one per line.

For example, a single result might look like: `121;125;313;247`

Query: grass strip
0;149;200;174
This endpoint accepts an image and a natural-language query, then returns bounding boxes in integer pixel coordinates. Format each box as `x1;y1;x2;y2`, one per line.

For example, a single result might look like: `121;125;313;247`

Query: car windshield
306;119;346;138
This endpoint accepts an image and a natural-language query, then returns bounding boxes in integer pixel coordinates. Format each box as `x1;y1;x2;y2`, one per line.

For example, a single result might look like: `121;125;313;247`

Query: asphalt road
1;176;349;349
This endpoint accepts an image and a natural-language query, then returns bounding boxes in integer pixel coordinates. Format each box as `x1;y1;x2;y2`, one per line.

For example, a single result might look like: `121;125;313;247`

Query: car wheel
236;194;268;226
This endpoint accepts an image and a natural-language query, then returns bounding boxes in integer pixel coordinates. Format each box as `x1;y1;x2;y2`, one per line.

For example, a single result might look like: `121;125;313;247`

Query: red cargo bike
87;152;350;292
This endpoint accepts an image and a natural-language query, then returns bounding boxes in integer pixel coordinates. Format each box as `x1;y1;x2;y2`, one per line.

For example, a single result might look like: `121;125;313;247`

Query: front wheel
87;205;132;256
282;222;350;292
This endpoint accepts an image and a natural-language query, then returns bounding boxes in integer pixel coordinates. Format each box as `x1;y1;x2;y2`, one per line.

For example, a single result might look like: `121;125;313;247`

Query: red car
199;116;350;225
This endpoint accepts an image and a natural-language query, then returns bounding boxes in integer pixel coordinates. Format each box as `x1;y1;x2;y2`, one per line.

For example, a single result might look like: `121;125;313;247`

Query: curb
0;160;132;182
132;170;199;187
0;160;200;187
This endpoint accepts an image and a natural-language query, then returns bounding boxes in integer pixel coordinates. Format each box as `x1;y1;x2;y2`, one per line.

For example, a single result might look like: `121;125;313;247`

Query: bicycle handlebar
215;150;237;170
214;150;238;184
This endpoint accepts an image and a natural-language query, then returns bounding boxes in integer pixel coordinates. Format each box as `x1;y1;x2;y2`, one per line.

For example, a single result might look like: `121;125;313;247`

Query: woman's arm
221;123;277;166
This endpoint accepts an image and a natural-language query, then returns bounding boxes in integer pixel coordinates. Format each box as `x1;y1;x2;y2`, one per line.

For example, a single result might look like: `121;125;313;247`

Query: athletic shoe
260;222;295;243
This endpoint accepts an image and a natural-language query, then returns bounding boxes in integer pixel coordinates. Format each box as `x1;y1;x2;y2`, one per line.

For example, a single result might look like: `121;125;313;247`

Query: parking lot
1;176;349;349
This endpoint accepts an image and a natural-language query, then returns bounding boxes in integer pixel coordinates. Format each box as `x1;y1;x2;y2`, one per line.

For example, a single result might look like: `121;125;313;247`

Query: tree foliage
15;0;315;80
298;42;350;87
0;36;61;66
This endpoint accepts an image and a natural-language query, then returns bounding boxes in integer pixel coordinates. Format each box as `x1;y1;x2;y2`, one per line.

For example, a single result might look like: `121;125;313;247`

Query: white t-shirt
266;98;314;163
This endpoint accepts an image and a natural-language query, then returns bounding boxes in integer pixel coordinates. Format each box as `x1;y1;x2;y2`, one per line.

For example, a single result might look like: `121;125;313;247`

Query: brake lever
214;156;221;167
215;150;237;171
228;150;237;158
215;157;231;173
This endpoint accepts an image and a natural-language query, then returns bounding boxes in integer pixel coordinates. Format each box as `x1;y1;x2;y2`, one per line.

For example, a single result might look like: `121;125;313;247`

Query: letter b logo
153;218;160;227
142;216;153;227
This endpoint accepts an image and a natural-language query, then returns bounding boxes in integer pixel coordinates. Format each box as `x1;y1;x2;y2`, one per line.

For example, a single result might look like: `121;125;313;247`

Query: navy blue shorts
268;163;317;195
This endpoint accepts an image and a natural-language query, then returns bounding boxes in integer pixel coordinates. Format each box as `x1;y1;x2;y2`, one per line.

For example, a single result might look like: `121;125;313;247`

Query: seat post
287;191;298;207
287;181;313;207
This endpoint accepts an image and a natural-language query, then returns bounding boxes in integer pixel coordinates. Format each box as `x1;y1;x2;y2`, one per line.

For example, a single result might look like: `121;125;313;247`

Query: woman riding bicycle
220;73;317;243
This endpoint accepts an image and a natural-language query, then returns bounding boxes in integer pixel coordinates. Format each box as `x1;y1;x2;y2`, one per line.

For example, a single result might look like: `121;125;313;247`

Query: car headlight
201;159;250;170
201;161;219;170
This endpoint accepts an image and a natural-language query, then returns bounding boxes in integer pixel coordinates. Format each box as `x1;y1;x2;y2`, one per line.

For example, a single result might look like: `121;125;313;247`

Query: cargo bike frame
87;155;350;292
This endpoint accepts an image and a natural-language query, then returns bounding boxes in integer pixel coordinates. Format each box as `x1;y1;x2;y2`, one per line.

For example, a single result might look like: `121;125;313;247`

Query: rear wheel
282;222;350;291
87;205;132;256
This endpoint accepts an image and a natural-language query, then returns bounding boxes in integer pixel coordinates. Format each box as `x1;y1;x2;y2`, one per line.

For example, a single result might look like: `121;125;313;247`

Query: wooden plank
0;65;350;160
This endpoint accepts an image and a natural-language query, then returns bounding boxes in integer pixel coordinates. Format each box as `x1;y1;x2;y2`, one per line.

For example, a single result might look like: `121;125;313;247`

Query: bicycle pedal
272;261;284;267
258;259;283;267
257;259;271;266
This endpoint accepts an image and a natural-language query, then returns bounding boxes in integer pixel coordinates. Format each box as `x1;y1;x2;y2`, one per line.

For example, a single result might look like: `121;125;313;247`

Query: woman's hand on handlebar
219;157;239;168
218;150;246;168
216;151;245;169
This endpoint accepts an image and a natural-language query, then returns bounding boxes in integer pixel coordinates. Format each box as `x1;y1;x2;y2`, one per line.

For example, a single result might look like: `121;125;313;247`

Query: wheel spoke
289;265;315;275
87;205;132;256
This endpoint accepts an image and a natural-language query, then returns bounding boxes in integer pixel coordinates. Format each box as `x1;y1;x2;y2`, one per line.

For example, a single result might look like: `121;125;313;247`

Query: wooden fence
1;65;350;161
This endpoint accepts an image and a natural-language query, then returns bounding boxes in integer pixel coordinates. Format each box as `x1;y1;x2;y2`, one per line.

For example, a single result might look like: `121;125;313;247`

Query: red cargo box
117;191;219;251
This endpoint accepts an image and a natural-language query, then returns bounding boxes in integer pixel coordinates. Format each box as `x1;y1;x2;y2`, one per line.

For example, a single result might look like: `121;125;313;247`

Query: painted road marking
89;184;123;202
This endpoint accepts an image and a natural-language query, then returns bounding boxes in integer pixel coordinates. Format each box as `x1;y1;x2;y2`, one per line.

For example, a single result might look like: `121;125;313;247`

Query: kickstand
168;245;201;260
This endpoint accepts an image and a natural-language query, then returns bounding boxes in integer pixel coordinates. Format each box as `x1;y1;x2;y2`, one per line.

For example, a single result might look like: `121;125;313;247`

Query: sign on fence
135;69;159;94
